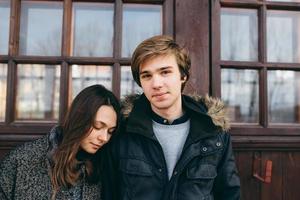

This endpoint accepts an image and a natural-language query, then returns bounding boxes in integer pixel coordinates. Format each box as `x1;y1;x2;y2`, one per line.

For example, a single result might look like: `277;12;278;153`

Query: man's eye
161;70;171;75
141;74;151;79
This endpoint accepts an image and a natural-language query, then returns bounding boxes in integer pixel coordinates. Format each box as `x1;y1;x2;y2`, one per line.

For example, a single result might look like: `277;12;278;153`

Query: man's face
139;54;186;115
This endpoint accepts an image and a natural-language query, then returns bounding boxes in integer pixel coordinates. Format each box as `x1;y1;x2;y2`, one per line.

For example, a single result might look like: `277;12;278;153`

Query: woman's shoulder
1;134;49;167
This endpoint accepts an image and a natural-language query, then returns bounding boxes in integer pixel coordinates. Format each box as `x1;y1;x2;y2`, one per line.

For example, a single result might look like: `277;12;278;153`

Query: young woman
0;84;120;200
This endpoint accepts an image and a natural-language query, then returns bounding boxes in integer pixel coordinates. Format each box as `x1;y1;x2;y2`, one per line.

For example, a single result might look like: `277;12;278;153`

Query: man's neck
151;99;183;124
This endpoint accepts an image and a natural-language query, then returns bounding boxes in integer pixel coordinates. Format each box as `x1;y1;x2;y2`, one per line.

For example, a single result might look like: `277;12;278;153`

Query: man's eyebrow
139;66;172;74
139;70;149;75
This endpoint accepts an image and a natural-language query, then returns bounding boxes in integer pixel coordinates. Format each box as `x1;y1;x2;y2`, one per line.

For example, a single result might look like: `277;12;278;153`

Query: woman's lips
91;143;101;149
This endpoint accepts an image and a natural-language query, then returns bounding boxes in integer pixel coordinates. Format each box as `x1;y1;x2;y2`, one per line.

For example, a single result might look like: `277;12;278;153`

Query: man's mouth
153;92;167;98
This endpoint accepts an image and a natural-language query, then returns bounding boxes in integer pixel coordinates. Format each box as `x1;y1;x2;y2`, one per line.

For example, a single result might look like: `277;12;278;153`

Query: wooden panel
282;152;300;199
234;150;300;200
261;152;283;200
175;0;210;95
235;151;260;200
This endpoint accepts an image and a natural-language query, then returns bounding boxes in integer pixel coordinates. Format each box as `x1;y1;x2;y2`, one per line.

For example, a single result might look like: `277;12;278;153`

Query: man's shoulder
184;94;231;132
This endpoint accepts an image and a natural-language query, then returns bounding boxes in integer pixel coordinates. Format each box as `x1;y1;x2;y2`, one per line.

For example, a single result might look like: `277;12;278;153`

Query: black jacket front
110;94;240;200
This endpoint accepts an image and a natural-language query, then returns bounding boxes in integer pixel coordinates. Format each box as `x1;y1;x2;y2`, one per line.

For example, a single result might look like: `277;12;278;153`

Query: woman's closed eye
93;122;104;130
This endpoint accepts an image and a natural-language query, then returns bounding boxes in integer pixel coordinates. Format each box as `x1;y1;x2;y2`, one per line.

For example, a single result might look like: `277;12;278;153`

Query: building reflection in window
221;69;259;123
19;1;63;56
267;10;300;63
122;4;162;57
0;64;7;121
71;65;112;99
221;8;258;61
0;0;10;55
16;64;60;120
72;3;114;57
268;70;300;123
120;66;142;98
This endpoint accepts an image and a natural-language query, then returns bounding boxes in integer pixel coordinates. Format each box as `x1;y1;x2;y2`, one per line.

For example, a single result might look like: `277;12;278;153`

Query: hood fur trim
121;94;230;132
190;94;230;132
122;94;140;119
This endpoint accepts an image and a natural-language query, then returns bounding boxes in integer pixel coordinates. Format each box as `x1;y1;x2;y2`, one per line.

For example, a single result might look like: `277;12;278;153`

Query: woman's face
80;105;117;154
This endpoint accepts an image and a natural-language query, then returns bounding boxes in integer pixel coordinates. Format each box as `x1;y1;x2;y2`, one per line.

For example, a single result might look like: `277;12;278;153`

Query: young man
111;35;240;200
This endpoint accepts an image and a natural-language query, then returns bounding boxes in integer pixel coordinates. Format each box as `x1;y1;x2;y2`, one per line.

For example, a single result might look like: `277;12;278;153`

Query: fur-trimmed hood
121;94;230;132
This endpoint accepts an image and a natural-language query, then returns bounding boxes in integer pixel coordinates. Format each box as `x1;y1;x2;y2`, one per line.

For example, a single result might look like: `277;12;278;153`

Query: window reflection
72;3;114;57
122;4;162;57
0;64;7;121
71;65;112;99
267;10;300;63
121;66;142;98
221;8;258;61
16;64;60;120
221;69;259;123
0;0;10;55
268;70;300;123
19;1;63;56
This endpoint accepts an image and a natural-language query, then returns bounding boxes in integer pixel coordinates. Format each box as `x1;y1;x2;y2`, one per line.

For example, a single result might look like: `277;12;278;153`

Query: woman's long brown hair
50;84;120;196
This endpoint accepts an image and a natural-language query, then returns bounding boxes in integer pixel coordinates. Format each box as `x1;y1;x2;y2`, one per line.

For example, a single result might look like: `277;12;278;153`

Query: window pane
16;64;60;120
221;8;258;61
0;64;7;121
121;66;143;98
122;4;162;57
72;3;114;57
0;0;10;55
268;70;300;123
71;65;112;99
267;10;300;63
19;1;63;56
221;69;259;123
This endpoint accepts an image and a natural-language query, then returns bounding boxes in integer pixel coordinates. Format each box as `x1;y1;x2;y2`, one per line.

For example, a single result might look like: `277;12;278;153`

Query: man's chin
151;102;170;110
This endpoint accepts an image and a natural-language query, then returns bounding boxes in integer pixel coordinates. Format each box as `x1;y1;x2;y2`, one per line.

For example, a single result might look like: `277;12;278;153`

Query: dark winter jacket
0;127;102;200
110;94;240;200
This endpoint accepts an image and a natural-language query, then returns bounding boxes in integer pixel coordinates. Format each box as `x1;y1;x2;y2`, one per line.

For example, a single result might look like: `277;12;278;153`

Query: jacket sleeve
0;150;18;200
213;133;241;200
100;135;120;200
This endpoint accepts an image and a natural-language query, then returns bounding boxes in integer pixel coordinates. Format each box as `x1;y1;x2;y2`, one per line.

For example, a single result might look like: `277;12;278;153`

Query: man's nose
152;75;163;88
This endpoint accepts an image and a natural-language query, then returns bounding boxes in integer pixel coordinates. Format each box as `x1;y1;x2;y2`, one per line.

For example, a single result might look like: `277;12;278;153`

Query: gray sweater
153;120;190;179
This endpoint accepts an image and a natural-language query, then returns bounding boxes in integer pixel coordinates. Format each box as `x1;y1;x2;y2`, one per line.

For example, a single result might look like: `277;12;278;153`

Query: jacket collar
122;93;230;141
124;94;154;138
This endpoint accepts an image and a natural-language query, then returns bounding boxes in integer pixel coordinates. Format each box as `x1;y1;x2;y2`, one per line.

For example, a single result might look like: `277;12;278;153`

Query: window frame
0;0;174;135
211;0;300;136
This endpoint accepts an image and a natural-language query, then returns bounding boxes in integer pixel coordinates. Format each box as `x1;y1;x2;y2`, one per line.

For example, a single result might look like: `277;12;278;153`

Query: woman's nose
97;131;109;143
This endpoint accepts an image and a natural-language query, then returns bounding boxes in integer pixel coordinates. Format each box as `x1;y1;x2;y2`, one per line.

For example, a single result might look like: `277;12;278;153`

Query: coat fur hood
121;94;230;132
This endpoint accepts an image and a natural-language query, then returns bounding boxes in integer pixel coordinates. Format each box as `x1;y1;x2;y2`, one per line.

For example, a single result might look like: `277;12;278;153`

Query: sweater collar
151;109;189;125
